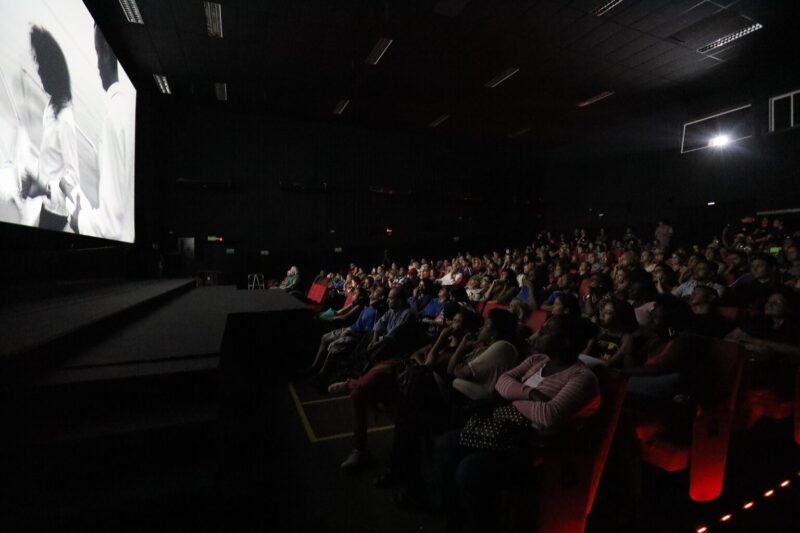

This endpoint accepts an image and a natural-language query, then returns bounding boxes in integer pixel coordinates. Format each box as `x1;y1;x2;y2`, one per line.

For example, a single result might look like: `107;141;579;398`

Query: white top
522;367;545;389
39;101;79;217
452;339;519;400
77;82;136;242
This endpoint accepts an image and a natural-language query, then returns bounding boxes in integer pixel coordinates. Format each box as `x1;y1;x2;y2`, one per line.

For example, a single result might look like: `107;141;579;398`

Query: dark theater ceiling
83;0;796;146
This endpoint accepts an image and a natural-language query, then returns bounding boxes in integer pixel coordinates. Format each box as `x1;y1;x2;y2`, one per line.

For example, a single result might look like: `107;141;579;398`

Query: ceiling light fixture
484;67;519;88
577;90;615;107
333;99;350;115
708;134;730;147
508;127;531;139
118;0;144;24
215;82;227;101
698;23;763;53
204;2;223;38
428;114;450;128
365;38;393;66
153;74;171;94
591;0;625;17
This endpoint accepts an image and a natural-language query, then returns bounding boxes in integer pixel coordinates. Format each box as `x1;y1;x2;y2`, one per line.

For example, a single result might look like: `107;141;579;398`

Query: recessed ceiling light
708;134;730;147
204;2;223;38
153;74;171;94
577;90;615;107
118;0;144;24
698;23;763;53
215;82;227;101
707;201;716;206
508;127;531;139
591;0;625;17
333;99;350;115
365;38;393;66
484;67;519;88
428;114;450;128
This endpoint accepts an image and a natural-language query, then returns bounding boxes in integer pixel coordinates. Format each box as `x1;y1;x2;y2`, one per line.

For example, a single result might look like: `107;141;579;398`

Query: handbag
458;404;533;452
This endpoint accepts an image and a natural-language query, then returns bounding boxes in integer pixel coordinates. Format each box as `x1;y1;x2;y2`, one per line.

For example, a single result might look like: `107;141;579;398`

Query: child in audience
585;299;638;366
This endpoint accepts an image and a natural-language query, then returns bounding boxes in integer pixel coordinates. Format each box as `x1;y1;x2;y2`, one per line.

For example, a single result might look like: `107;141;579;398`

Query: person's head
764;289;799;321
478;308;518;344
692;258;713;282
552;293;581;316
369;286;386;305
537;315;598;365
704;247;720;262
599;299;638;333
749;253;776;282
589;272;613;293
640;250;653;265
437;287;449;301
728;250;748;271
387;286;407;310
353;286;369;306
651;295;692;338
786;245;798;262
626;274;656;304
558;273;576;291
620;251;638;268
689;285;718;313
287;266;298;277
30;26;72;117
94;25;118;91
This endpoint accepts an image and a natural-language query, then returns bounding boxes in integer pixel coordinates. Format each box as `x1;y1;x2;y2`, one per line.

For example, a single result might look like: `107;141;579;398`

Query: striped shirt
495;354;600;431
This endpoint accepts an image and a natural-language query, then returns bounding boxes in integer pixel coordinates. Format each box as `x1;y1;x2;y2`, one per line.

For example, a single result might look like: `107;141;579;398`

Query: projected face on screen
0;0;136;243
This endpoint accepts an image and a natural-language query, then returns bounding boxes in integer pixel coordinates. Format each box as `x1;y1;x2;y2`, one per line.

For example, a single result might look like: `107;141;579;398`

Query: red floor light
764;489;775;497
742;501;754;510
720;514;732;522
779;480;790;488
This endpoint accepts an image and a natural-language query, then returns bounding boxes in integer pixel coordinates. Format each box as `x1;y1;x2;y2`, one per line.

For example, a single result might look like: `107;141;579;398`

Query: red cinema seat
343;290;355;308
306;282;328;312
535;365;629;533
795;366;800;445
481;302;509;318
635;339;745;502
718;306;739;322
578;279;590;298
526;310;550;333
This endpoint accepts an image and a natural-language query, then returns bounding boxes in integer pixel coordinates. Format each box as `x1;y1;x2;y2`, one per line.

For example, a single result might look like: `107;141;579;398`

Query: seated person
726;253;783;312
408;307;479;368
725;288;800;362
308;287;384;383
539;273;578;313
581;272;613;319
671;257;725;299
419;287;449;321
585;299;638;366
525;292;581;353
685;285;735;338
317;285;366;324
407;278;435;313
277;266;300;291
381;308;521;509
485;268;520;305
327;286;424;469
436;314;600;533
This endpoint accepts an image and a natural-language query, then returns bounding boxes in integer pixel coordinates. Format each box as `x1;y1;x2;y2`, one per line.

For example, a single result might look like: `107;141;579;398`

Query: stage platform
0;279;196;364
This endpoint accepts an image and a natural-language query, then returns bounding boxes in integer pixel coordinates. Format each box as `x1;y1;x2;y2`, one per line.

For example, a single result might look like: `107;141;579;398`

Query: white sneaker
328;380;349;395
340;449;370;470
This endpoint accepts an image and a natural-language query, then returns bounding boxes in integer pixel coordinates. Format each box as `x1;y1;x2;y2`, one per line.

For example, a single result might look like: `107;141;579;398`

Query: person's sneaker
340;449;370;470
328;380;349;395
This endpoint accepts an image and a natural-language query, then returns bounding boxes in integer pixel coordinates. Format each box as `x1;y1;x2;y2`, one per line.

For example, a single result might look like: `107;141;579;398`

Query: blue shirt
517;286;530;302
351;306;378;333
543;290;563;306
374;306;416;341
421;298;447;318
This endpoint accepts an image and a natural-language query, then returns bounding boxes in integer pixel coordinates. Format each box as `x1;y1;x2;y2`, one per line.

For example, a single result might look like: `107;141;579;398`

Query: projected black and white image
0;0;136;243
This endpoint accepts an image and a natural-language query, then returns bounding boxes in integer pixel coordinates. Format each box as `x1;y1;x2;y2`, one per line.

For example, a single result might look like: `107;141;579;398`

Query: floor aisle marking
300;395;350;406
313;425;395;443
288;383;318;443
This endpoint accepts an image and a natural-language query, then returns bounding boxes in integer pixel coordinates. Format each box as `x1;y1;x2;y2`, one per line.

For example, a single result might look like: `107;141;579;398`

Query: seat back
795;365;800;446
481;302;509;318
536;366;629;533
343;290;355;308
718;306;739;322
688;339;746;501
306;282;328;305
526;310;550;333
578;279;590;297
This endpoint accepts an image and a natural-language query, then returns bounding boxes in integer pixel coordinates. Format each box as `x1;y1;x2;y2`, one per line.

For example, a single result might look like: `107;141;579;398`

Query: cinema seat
635;339;745;502
795;366;800;445
343;290;354;308
525;310;550;333
481;302;509;318
718;306;739;322
578;279;590;298
534;365;629;533
306;282;328;312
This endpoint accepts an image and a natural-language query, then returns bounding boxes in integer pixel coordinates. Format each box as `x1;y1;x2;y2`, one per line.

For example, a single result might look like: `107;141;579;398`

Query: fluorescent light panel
508;127;531;139
333;99;350;115
204;2;224;38
428;114;450;128
119;0;144;24
577;90;615;107
153;74;171;94
215;82;227;101
484;67;519;88
591;0;625;17
698;23;763;53
365;38;393;66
